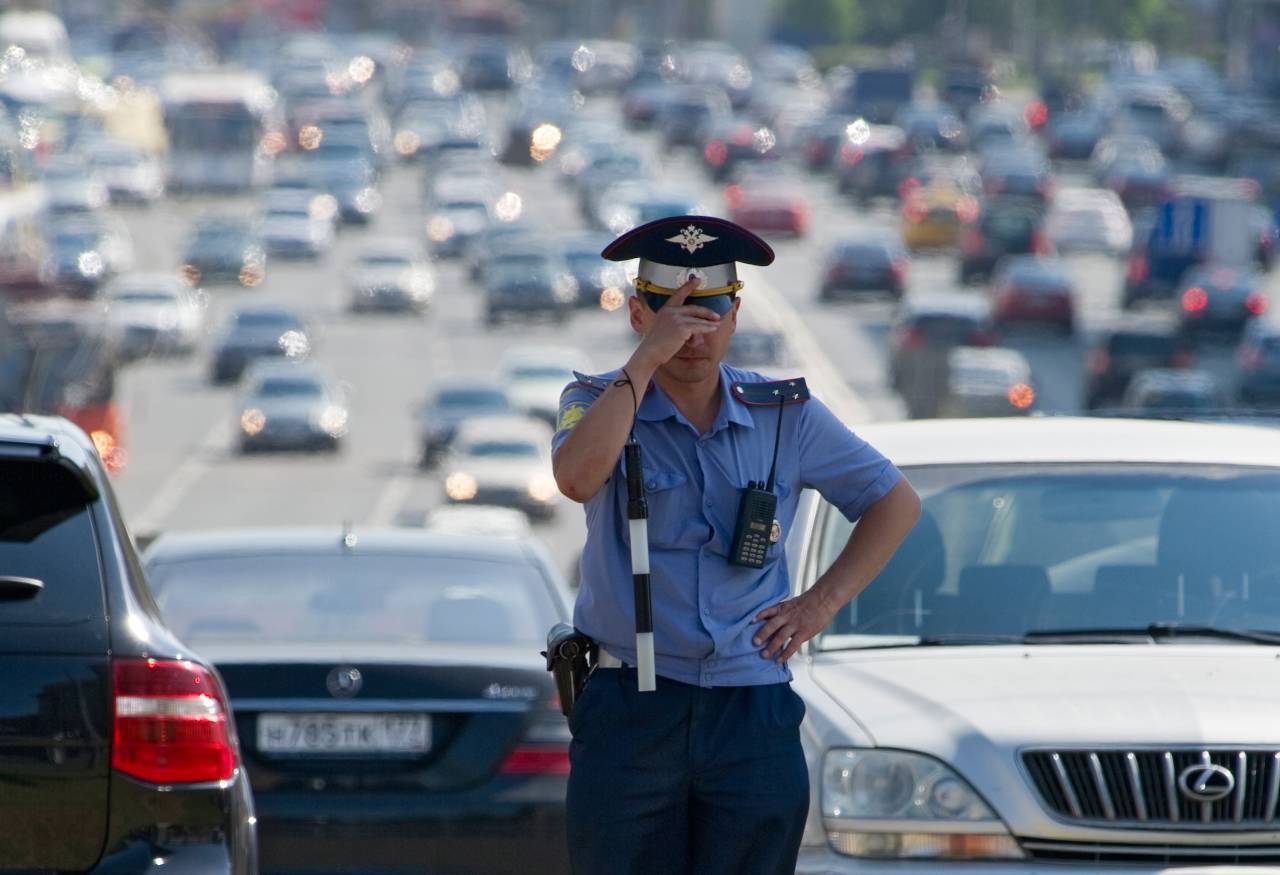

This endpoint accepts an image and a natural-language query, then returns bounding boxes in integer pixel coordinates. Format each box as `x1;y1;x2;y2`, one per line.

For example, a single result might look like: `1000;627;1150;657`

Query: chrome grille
1020;838;1280;865
1024;749;1280;828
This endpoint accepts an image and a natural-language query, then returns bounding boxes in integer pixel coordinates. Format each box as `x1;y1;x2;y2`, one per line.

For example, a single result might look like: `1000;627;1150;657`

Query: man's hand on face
632;278;721;370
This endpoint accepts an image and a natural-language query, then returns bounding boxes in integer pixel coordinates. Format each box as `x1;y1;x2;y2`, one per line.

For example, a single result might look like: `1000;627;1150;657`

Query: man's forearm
552;354;657;503
810;478;921;612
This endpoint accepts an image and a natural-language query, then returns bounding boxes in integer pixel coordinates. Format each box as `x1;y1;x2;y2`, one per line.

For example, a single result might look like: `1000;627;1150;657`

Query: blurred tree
774;0;860;45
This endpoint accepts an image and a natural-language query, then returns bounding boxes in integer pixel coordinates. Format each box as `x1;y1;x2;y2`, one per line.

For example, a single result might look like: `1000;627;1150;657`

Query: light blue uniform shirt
553;363;901;687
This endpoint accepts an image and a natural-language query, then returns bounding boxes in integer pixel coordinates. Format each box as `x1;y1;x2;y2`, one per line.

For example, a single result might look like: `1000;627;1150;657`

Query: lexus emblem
1177;763;1235;802
326;666;363;698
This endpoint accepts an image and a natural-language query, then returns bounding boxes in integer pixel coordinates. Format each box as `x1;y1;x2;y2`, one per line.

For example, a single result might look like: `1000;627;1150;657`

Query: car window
0;459;104;626
253;377;324;398
461;439;540;457
148;552;559;646
813;464;1280;648
436;388;507;409
1108;333;1175;356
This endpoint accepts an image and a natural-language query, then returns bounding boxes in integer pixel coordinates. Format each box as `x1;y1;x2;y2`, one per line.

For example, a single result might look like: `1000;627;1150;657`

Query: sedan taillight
499;705;570;776
113;658;237;785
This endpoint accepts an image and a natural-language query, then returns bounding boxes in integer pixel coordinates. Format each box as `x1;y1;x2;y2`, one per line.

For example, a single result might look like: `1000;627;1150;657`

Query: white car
1045;188;1133;255
91;145;165;204
499;346;591;425
442;415;559;521
105;273;204;359
938;346;1035;418
788;417;1280;873
345;241;436;313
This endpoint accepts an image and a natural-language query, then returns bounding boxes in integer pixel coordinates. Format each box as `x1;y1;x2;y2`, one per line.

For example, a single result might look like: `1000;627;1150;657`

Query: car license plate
257;713;431;755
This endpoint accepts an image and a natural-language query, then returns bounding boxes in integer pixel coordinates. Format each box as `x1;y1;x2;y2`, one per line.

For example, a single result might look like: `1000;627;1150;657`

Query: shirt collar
635;365;755;432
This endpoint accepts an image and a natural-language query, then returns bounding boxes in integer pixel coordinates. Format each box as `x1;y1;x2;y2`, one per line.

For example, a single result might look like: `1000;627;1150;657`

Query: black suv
0;414;256;872
1084;320;1192;409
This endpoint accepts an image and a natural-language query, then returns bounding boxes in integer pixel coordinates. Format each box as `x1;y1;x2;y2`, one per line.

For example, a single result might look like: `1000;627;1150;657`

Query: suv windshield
815;464;1280;650
148;553;558;646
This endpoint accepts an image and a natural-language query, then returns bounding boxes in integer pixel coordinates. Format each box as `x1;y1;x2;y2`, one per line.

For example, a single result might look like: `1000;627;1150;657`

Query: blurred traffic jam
6;0;1280;872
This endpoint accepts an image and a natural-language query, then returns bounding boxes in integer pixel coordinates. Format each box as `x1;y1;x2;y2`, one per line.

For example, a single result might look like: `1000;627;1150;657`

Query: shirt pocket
636;464;697;549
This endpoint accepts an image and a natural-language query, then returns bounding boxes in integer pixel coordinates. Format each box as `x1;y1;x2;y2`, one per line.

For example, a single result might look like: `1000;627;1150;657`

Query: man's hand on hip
753;588;839;663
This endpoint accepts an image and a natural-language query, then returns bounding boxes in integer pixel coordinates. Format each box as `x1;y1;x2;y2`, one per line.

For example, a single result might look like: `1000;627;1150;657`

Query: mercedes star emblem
326;665;363;699
1177;763;1235;802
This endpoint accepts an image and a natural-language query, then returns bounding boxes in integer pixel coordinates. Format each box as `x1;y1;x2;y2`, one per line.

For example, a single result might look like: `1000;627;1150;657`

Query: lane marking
742;265;875;423
130;417;227;535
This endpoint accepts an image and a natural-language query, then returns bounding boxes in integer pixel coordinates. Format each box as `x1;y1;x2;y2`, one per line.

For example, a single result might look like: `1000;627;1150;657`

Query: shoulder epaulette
731;377;809;406
573;370;614;392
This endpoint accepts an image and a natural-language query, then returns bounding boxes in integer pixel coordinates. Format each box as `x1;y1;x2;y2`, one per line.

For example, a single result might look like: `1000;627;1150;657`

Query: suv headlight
821;749;1023;860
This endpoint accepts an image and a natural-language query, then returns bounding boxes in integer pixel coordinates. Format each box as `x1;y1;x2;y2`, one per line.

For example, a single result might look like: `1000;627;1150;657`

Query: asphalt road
108;94;1264;578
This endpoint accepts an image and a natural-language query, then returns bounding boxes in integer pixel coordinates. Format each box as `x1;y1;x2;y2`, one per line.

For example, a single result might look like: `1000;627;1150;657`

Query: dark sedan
143;528;573;875
817;234;908;300
481;250;578;327
989;256;1075;335
958;197;1049;284
210;306;311;384
1236;319;1280;407
1084;318;1193;409
182;217;266;288
1176;265;1268;339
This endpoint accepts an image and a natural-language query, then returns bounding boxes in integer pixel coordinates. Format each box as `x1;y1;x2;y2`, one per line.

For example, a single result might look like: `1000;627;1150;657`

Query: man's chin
661;357;717;382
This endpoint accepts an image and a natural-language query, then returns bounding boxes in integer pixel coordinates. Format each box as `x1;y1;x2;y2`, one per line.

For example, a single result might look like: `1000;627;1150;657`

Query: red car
990;255;1075;335
725;179;810;236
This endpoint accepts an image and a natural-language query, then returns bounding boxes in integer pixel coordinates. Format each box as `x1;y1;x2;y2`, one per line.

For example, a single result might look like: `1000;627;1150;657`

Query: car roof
144;526;538;565
859;417;1280;468
1129;368;1217;389
902;291;991;317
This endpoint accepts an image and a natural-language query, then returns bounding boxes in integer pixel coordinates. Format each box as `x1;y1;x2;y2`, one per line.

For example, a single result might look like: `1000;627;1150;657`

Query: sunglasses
641;291;736;316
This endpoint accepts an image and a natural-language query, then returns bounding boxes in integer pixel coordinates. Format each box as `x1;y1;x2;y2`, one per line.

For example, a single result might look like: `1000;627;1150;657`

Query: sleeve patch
557;402;589;432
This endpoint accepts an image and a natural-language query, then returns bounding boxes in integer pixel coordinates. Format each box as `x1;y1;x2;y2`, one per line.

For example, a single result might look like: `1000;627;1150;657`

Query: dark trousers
565;667;809;875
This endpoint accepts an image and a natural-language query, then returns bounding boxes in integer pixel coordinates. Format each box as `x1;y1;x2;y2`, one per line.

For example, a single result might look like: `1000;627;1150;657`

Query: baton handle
624;442;656;692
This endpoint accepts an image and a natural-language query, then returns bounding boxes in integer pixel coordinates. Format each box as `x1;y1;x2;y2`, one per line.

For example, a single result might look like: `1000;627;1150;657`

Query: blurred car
941;65;992;115
1122;367;1223;412
143;527;572;875
558;232;628;309
787;416;1280;873
725;174;809;236
422;504;534;538
394;96;484;161
979;148;1055;204
894;102;967;152
1101;153;1174;212
456;38;518;91
500;346;589;425
0;414;257;872
621;65;674;128
1236;318;1280;407
44;216;133;295
989;256;1075;334
889;292;997;417
346;241;435;313
88;143;164;204
481;248;577;327
966;103;1030;153
834;66;913;123
417;378;512;466
465;222;540;282
1175;265;1268;339
181;217;266;288
41;157;108;215
593;181;700;235
794;115;854;173
958;196;1050;283
425;197;492;258
442;415;560;520
104;273;203;360
938;346;1035;417
900;179;979;250
724;328;791;378
298;148;382;224
258;190;335;259
1044;188;1133;255
236;361;347;453
700;114;781;182
657;85;731;148
1089;134;1163;184
817;233;909;300
1044;109;1107;160
210;305;310;385
1084;317;1193;410
833;123;910;204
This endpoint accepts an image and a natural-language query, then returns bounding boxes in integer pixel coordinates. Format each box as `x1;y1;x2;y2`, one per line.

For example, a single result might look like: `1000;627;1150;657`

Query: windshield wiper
1025;623;1280;646
849;634;1026;650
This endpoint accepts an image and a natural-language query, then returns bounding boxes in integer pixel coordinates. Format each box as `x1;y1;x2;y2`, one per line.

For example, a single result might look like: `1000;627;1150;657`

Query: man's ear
627;294;648;335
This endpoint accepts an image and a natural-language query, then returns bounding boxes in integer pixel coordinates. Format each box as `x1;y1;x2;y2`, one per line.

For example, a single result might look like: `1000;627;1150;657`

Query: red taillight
112;658;237;785
897;177;921;199
1246;292;1268;316
840;143;863;166
704;140;727;167
890;257;909;281
902;197;928;223
499;744;571;776
1087;348;1111;375
1031;232;1052;256
724;184;744;208
1023;100;1049;130
955;195;979;224
1182;286;1208;313
1171;349;1194;369
898;327;925;350
961;230;983;255
1127;256;1148;284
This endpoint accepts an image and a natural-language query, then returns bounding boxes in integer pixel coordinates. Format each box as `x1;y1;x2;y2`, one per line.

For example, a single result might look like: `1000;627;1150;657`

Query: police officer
552;216;920;875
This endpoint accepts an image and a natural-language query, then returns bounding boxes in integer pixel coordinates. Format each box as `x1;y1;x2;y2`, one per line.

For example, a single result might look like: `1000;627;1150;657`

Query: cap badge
666;225;717;254
680;267;707;289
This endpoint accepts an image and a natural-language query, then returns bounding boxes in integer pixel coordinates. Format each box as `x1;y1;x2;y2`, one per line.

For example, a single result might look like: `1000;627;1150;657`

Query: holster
542;623;595;718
